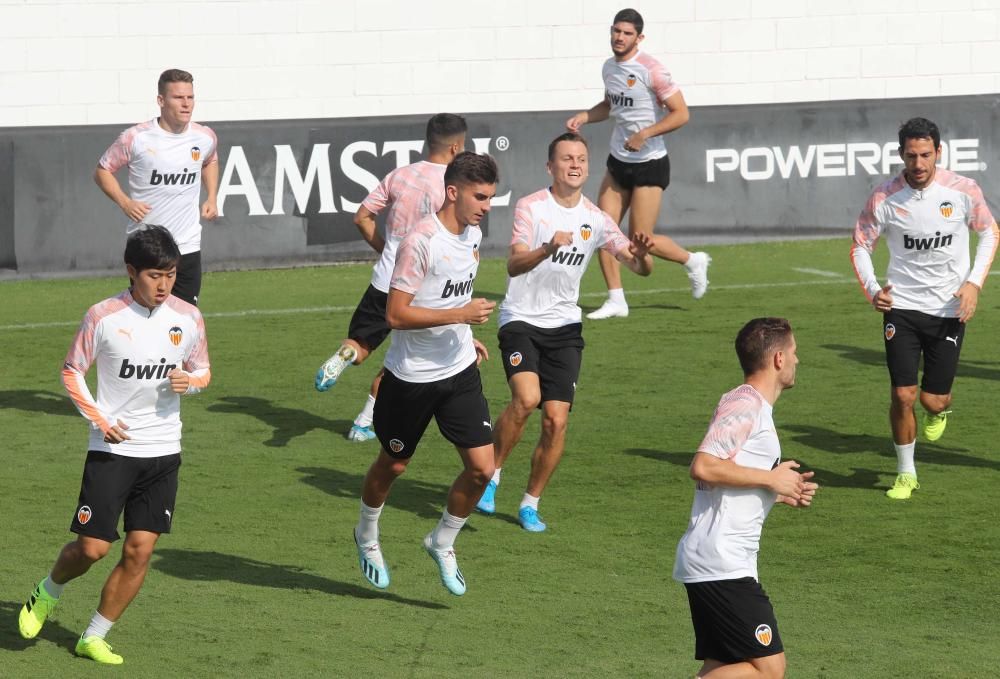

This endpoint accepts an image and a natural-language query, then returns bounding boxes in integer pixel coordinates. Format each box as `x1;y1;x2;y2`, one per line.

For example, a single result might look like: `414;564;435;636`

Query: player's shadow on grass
823;343;1000;381
297;466;476;531
623;448;694;467
207;396;352;447
152;549;446;610
0;600;78;654
0;390;77;417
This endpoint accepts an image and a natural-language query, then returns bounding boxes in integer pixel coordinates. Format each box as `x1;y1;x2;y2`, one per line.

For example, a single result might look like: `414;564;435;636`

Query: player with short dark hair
567;7;709;320
850;116;998;499
674;317;817;679
18;225;211;664
95;68;219;306
314;114;467;442
475;132;653;531
352;152;498;596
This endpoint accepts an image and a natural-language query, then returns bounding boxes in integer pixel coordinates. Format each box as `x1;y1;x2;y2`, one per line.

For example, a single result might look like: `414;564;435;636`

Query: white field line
4;271;997;332
792;267;847;278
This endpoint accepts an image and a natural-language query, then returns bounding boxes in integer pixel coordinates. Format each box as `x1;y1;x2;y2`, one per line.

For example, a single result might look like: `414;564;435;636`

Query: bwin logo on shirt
441;273;474;299
551;247;585;266
607;91;634;107
903;231;953;251
119;358;177;379
149;168;198;186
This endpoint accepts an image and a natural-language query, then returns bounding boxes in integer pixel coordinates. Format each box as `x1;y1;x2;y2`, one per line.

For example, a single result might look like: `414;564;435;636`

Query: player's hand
168;368;190;394
872;283;894;312
779;472;818;508
769;460;806;499
103;419;131;443
624;130;648;153
123;199;152;222
201;198;219;221
546;230;574;253
473;338;489;366
954;281;980;323
462;298;496;325
629;232;654;260
566;112;587;132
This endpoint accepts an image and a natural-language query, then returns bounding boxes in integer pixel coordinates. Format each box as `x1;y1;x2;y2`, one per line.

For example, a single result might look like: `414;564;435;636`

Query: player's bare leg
587;173;631;320
96;530;160;621
477;373;541;514
524;400;571;499
697;652;786;678
349;368;383;442
50;535;113;584
355;449;412;589
887;385;920;499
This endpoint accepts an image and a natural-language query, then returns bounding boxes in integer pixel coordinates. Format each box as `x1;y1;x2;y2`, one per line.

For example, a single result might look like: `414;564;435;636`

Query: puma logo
117;328;133;341
483;421;492;430
945;335;958;346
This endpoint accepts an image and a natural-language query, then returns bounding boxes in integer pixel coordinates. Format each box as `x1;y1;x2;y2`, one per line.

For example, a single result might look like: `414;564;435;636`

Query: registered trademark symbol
495;136;510;151
980;162;988;171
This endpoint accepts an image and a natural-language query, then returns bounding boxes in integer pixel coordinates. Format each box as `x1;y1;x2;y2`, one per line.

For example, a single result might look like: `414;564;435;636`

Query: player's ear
772;350;784;371
446;183;459;202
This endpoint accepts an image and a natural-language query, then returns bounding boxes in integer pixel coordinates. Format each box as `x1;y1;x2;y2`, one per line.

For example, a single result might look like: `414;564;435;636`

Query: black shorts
498;321;584;406
348;285;391;351
71;451;181;542
606;153;671;190
883;309;965;394
171;251;202;306
373;362;493;459
684;578;784;664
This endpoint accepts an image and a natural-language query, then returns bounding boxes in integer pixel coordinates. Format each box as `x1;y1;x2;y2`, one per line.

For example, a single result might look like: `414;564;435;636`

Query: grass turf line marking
792;267;847;278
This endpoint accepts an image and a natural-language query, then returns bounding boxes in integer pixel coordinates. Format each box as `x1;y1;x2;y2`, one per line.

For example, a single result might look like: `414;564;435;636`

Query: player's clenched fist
168;368;190;394
462;298;495;325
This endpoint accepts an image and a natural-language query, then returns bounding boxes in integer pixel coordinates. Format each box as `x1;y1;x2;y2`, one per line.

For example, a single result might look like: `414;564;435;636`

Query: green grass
1;238;998;678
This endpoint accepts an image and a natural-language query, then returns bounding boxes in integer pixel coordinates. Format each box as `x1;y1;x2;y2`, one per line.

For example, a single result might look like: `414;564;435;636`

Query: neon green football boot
75;636;124;665
886;473;920;500
923;410;951;442
18;580;59;639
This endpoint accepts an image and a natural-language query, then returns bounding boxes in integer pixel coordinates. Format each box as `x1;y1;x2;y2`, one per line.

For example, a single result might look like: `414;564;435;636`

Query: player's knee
512;394;541;417
469;464;495;488
78;539;112;563
920;392;951;413
891;386;918;409
121;541;154;570
754;652;786;679
541;411;568;437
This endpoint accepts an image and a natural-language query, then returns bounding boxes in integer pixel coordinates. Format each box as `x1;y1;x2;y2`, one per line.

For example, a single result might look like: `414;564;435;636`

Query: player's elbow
385;308;406;330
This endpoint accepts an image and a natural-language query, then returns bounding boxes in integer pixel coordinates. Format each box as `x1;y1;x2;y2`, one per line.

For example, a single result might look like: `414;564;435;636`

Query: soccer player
566;7;709;320
850;117;998;500
95;69;219;306
17;225;211;664
353;152;498;596
314;114;468;442
674;317;817;679
475;132;653;531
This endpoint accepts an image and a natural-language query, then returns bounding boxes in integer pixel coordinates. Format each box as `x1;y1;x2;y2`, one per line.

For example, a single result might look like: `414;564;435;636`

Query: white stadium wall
2;0;1000;127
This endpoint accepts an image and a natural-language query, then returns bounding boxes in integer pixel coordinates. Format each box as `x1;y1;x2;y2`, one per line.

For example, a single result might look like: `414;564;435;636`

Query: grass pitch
1;238;998;678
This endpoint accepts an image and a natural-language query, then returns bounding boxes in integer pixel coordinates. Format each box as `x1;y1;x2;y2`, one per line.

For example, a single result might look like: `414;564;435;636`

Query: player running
851;116;998;500
315;114;467;442
475;132;652;531
352;152;498;596
566;7;709;320
17;225;210;664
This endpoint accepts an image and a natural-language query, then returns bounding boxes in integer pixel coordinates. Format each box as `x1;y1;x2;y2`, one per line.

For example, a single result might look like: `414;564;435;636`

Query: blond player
17;226;210;664
475;132;652;531
567;7;709;320
851;117;998;500
674;317;817;679
315;114;467;442
95;69;219;306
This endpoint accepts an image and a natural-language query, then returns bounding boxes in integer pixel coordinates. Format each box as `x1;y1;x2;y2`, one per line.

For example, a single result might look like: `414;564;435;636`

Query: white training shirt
99;119;219;255
603;51;680;164
383;214;481;383
62;290;211;458
674;385;780;584
362;160;448;293
851;168;999;317
499;189;631;328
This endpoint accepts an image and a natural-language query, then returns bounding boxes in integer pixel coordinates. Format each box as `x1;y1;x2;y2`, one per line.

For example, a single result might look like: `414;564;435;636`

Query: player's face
127;264;177;309
452;182;497;226
777;336;799;389
157;81;195;130
610;22;642;58
547;141;589;192
900;137;941;190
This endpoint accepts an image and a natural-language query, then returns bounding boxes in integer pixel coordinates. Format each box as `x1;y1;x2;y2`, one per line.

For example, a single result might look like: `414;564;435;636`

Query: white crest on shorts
884;323;896;341
509;352;523;367
77;505;93;525
754;624;773;646
389;438;405;454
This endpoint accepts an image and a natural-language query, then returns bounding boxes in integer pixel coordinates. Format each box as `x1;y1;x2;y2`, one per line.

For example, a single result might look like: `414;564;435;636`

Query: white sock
355;394;376;428
894;440;917;475
83;611;114;640
42;574;64;599
520;493;540;511
683;252;696;269
356;501;383;545
430;510;467;550
491;468;501;485
608;288;626;305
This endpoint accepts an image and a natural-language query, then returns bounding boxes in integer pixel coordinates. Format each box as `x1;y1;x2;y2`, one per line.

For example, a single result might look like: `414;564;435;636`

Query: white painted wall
2;0;999;127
